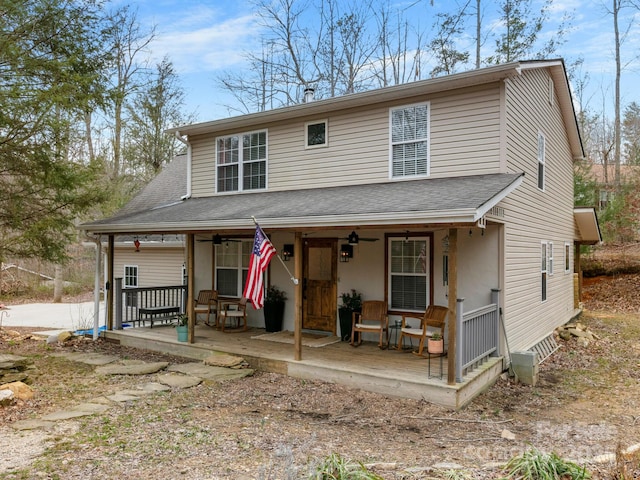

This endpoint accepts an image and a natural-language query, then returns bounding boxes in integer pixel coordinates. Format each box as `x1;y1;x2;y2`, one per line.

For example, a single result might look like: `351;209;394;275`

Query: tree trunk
613;0;621;189
53;264;63;303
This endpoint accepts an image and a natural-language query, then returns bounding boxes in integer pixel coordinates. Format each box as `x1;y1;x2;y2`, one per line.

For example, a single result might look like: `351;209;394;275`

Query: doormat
251;330;341;348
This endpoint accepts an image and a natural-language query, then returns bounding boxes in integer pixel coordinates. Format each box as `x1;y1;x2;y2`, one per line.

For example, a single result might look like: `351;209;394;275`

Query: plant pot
176;325;188;342
338;308;354;341
264;301;285;332
427;338;444;355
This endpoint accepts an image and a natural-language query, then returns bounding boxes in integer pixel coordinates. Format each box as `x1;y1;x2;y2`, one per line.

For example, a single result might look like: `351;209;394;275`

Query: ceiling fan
197;234;241;245
340;231;379;244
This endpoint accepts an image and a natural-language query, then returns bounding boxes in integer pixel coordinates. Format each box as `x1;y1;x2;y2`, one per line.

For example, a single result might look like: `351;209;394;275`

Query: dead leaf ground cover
1;274;640;479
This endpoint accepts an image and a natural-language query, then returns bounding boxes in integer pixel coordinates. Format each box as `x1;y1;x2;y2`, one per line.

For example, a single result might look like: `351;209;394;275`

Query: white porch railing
455;289;501;382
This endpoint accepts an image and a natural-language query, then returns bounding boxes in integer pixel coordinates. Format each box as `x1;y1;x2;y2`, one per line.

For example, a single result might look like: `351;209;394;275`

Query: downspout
175;131;192;200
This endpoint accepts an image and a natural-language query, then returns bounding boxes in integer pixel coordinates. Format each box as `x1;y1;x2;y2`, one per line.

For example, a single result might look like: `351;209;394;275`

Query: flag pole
251;216;299;285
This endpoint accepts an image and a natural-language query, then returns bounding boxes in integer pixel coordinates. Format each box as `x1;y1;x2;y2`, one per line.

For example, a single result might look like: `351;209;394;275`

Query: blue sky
132;0;640;123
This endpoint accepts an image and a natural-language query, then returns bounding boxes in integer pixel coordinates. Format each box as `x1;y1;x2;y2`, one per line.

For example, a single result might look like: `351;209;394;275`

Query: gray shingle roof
82;172;523;233
115;154;188;217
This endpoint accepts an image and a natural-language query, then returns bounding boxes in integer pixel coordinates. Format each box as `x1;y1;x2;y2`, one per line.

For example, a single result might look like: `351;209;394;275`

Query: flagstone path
9;351;254;432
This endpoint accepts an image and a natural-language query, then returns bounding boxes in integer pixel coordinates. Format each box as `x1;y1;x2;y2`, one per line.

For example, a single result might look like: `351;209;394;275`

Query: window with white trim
564;242;571;274
389;237;430;311
215;241;252;297
216;130;267;192
390;103;430;178
537;132;545;191
305;120;327;148
124;265;138;307
541;242;548;302
124;265;138;287
548;242;554;276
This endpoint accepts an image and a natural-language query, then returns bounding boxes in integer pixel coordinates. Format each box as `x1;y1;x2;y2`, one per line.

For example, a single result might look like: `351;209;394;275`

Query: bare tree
603;0;640;187
103;6;155;179
124;57;193;180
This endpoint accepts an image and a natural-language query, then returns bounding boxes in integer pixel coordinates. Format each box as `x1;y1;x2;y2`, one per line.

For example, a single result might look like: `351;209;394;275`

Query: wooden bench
137;306;180;328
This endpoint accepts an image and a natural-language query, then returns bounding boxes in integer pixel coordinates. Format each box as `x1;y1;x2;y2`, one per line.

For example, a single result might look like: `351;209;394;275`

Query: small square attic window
305;120;328;148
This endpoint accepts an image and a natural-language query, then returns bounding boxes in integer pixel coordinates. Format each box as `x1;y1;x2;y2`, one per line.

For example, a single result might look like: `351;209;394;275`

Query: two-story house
82;59;601;408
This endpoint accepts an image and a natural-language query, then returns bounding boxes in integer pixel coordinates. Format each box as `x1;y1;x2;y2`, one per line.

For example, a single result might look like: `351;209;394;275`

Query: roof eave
168;63;523;137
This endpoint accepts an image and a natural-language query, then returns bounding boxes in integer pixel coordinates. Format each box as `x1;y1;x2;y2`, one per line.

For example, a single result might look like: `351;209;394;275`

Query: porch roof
81;172;524;234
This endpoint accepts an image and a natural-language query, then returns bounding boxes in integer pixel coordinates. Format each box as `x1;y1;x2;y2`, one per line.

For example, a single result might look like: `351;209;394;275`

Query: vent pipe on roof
303;87;315;103
175;131;192;200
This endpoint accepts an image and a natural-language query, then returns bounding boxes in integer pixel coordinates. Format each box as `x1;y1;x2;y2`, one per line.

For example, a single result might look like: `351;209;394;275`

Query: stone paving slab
10;419;55;431
96;361;169;375
106;393;145;402
157;372;203;389
167;362;254;381
203;353;246;368
51;352;119;366
41;403;108;422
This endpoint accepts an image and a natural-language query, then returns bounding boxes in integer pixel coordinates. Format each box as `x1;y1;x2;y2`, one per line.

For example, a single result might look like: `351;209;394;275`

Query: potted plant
427;332;444;355
175;313;189;342
264;285;287;332
338;289;362;341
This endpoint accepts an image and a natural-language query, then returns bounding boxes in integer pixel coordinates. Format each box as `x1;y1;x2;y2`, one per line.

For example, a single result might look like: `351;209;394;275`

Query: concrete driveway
0;302;105;331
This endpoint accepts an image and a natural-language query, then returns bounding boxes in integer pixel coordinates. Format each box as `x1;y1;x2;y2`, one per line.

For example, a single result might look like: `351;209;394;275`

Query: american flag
243;224;277;309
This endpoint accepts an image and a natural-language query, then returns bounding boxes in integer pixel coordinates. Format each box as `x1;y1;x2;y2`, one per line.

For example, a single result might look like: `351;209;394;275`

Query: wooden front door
302;238;337;333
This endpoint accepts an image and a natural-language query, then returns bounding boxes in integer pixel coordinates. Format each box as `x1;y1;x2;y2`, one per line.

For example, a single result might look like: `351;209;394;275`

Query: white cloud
147;4;261;74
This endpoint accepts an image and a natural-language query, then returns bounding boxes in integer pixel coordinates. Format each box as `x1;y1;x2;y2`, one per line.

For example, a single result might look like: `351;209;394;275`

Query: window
537;132;545;191
305;120;328;148
215;241;252;297
389;237;430;311
124;265;138;307
564;242;571;274
216;130;267;192
124;265;138;287
541;242;548;302
390;103;430;178
548;242;554;276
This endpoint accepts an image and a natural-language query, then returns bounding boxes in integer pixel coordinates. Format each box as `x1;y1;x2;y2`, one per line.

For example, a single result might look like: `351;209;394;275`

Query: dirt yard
1;274;639;479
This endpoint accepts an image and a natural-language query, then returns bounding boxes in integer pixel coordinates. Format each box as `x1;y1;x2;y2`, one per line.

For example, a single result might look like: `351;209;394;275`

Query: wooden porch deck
104;324;504;409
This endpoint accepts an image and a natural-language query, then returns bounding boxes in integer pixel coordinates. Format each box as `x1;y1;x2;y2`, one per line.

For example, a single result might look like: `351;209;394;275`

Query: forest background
1;0;639;299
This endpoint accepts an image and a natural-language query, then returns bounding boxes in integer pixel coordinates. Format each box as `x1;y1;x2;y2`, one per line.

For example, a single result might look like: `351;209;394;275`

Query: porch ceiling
81;172;524;234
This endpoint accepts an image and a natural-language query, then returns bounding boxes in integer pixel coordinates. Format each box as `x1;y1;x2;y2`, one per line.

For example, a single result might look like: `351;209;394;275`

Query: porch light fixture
347;231;359;245
282;244;294;261
134;238;140;252
340;244;353;262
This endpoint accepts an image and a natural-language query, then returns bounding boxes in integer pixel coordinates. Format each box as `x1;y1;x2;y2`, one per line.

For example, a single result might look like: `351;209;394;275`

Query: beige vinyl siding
501;68;576;352
114;247;185;287
191;136;216;197
188;84;503;196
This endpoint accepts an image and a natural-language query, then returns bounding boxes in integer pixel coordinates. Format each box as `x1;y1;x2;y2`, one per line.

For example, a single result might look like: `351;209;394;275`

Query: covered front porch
104;322;503;409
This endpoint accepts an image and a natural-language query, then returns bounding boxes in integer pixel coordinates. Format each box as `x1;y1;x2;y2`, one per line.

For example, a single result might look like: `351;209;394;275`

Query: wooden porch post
294;232;302;361
107;235;114;330
187;233;195;343
447;228;458;385
574;243;582;302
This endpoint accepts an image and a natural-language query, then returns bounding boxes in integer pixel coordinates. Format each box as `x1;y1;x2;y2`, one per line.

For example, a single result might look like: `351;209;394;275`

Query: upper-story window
537;131;545;191
390;102;430;178
305;120;328;148
216;130;267;192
